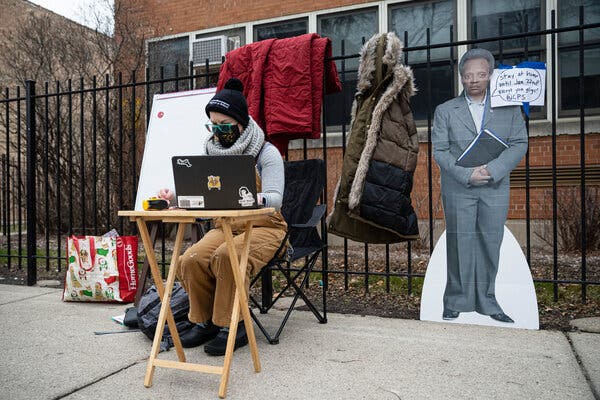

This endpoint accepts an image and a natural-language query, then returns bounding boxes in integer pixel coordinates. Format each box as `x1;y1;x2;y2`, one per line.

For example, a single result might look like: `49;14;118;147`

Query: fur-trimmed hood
328;32;419;243
354;32;416;108
347;32;416;211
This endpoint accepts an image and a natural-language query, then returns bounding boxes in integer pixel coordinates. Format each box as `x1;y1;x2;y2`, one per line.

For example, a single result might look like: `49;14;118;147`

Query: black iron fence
1;9;599;302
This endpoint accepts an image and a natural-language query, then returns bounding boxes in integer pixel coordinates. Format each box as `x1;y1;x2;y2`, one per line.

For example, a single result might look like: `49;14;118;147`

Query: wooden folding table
118;208;275;398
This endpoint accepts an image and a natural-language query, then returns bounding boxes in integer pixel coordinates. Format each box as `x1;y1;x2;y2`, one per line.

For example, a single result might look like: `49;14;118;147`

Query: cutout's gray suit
432;93;527;315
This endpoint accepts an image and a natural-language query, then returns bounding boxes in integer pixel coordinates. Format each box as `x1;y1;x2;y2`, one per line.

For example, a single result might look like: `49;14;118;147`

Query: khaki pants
177;213;287;327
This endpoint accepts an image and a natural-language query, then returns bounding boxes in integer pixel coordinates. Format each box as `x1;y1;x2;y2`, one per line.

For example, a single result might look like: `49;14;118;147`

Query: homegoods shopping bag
63;235;138;302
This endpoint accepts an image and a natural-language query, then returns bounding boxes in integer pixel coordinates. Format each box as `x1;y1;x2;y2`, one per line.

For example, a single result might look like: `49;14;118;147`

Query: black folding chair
249;159;328;344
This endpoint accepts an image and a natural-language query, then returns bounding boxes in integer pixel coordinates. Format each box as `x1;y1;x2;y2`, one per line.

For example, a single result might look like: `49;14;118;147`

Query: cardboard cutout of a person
432;48;528;323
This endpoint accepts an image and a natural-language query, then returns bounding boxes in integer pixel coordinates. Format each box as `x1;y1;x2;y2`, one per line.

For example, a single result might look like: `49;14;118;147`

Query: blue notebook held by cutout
456;129;509;167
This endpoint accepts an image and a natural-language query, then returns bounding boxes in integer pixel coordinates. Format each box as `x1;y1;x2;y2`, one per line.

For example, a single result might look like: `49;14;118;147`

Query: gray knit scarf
206;117;265;157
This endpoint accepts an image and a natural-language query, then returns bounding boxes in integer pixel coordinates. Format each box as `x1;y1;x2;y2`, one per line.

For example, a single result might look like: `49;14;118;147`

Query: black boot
179;321;220;348
204;321;248;356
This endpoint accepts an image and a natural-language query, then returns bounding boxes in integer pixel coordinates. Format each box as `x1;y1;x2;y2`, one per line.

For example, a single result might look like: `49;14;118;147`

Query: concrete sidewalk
0;284;598;400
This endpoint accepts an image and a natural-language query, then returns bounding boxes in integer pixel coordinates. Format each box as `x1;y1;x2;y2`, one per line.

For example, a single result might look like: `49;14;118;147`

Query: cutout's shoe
442;309;460;320
490;313;514;323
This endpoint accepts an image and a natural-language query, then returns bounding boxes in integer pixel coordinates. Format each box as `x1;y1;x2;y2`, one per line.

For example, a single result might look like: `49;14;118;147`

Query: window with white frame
318;7;378;126
194;28;246;57
389;0;456;121
254;18;308;41
192;28;245;88
147;35;190;93
470;0;543;56
143;0;600;123
558;0;600;115
469;0;545;118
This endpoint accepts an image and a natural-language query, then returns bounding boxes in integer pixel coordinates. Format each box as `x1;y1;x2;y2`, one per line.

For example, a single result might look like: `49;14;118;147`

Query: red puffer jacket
217;33;341;154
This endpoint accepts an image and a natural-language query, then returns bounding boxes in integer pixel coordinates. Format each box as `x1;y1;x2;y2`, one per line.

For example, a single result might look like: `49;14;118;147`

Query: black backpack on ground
136;283;195;351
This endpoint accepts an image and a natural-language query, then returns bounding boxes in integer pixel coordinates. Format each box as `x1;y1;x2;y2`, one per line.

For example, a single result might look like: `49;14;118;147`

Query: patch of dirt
264;244;600;331
2;235;599;331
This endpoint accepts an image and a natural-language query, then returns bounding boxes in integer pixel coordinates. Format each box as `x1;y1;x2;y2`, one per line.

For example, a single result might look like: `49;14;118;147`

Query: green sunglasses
205;123;236;134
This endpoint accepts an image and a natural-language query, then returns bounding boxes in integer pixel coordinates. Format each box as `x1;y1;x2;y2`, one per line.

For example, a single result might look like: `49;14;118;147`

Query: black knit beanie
205;78;250;129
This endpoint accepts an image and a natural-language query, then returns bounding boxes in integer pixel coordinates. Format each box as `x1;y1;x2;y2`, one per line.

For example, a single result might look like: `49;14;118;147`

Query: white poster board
420;226;539;330
134;88;216;211
490;67;546;108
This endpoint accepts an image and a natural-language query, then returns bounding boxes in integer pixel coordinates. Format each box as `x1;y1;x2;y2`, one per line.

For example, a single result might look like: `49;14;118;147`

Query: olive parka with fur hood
328;32;419;244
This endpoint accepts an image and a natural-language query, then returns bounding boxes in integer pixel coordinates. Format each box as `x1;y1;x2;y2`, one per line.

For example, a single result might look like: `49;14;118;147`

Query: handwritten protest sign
490;65;546;108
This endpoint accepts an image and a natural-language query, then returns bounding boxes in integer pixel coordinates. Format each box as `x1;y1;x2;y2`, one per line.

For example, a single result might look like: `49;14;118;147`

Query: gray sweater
256;142;284;210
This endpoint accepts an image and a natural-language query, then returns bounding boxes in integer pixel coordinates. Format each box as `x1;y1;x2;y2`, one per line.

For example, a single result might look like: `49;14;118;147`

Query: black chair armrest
290;204;327;229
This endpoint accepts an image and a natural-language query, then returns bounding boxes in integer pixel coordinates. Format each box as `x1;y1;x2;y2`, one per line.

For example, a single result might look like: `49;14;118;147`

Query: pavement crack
52;358;147;399
378;387;402;399
327;358;361;364
564;332;600;400
0;290;58;306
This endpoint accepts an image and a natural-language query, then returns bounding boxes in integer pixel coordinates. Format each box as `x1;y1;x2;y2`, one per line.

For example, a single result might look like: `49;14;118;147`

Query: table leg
136;219;187;387
163;223;186;356
237;221;261;371
134;222;159;306
218;220;261;399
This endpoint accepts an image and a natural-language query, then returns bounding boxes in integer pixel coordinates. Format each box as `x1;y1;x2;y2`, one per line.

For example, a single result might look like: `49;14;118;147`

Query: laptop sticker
176;158;192;168
207;175;221;190
178;196;205;208
238;186;255;207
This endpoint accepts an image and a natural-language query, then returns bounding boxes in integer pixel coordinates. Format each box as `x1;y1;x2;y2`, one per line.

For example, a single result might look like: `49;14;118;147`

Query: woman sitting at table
158;78;287;356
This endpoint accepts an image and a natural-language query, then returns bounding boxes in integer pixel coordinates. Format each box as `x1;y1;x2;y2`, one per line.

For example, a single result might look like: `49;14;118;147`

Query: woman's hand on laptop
157;188;174;205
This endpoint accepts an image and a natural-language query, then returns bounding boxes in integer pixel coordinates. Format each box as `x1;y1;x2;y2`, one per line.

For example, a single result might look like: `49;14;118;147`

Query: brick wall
0;0;111;156
289;133;600;221
0;0;106;87
413;133;600;220
116;0;373;39
117;0;600;224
